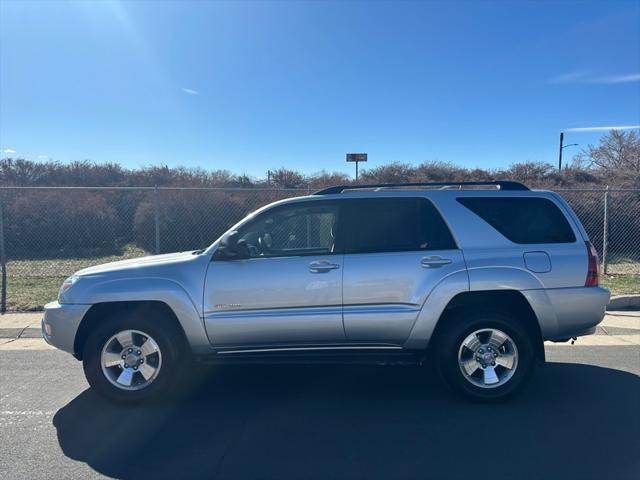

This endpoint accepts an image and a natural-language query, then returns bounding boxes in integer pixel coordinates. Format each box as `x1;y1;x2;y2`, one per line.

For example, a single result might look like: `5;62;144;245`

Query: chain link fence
0;186;638;311
557;189;640;275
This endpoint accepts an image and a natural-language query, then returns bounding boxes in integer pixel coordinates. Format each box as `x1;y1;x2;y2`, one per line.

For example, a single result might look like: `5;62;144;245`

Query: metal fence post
602;186;609;275
154;186;161;254
0;199;7;313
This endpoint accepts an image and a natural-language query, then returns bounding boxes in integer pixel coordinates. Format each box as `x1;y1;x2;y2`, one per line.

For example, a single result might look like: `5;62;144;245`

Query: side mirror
214;231;249;260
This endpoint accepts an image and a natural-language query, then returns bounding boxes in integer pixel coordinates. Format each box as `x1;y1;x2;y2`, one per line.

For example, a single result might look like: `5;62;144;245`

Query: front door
203;200;344;349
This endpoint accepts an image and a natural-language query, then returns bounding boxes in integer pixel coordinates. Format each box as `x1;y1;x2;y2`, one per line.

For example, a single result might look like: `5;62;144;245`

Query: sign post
346;153;367;181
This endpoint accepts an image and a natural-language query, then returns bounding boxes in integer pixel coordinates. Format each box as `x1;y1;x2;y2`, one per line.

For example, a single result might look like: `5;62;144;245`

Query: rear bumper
541;286;610;341
41;302;91;356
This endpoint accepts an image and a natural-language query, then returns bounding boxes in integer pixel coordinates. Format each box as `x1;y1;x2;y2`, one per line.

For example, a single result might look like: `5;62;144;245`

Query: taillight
585;241;599;287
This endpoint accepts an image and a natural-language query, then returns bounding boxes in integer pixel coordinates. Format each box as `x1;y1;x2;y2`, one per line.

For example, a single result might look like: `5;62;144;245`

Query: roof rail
314;181;529;195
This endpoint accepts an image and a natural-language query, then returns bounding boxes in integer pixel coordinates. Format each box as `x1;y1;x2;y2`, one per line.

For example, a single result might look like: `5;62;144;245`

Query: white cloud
38;155;49;160
3;148;17;154
549;70;592;84
551;71;640;84
565;125;640;132
595;73;640;84
181;87;199;95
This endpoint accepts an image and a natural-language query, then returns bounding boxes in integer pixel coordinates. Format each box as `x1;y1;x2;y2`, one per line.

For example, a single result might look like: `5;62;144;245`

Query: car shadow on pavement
54;362;640;480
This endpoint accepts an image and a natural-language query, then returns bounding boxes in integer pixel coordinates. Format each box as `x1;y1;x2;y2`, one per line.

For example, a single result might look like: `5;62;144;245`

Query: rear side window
339;198;457;254
457;197;576;244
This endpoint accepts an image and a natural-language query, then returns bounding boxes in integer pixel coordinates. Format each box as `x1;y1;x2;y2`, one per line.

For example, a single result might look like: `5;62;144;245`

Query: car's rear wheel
82;309;187;404
435;310;536;402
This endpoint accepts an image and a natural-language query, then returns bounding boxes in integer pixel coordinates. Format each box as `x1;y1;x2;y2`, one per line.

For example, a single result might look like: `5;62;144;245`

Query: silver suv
42;181;610;403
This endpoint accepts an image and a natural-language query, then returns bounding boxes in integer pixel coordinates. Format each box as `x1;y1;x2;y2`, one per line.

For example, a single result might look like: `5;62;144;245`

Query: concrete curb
607;295;640;310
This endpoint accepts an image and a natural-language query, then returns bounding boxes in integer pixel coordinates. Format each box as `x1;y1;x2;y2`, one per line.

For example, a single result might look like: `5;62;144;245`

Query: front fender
73;277;212;354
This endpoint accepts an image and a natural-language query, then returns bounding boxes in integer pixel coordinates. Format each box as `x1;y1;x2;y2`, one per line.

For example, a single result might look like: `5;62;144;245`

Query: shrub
4;191;120;258
133;190;249;253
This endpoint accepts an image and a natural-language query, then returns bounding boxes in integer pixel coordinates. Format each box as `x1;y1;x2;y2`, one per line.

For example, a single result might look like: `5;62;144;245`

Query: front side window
235;202;340;258
338;197;457;254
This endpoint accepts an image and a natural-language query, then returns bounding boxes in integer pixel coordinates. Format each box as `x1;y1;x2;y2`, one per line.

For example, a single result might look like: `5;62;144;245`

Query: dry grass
3;245;150;311
600;275;640;296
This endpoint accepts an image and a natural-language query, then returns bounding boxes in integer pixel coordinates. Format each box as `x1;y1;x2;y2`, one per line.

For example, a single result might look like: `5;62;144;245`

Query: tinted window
237;202;339;258
457;197;576;244
339;198;456;254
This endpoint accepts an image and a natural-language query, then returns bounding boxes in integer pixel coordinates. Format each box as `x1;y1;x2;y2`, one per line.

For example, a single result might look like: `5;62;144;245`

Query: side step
194;348;425;366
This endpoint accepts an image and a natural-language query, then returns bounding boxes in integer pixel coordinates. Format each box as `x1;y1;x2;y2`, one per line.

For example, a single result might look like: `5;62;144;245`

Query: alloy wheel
457;328;519;388
100;329;163;391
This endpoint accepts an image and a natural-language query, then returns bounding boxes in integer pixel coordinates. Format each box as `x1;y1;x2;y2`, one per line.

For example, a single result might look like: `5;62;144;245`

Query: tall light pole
558;132;578;170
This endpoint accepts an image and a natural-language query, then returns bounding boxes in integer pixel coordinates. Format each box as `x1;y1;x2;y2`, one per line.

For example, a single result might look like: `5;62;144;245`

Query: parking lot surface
0;312;639;480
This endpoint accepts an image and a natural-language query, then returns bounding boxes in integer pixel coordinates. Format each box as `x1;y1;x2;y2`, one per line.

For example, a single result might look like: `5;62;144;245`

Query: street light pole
558;132;578;170
558;132;564;171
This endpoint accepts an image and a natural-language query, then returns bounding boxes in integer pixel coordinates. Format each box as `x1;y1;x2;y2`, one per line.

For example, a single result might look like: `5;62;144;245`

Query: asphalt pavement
0;312;638;480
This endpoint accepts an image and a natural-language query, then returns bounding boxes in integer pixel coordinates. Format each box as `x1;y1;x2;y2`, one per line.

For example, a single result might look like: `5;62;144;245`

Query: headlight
59;275;79;300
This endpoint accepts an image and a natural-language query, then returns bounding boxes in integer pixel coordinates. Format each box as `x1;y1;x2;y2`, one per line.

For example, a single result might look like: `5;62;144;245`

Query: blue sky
1;0;639;178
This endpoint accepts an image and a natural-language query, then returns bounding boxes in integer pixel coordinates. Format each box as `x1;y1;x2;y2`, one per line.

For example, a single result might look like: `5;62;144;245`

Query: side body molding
78;278;212;354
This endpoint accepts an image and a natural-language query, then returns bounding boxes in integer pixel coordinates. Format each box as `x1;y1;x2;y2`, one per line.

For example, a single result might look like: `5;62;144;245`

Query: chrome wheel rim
100;329;162;391
457;328;518;389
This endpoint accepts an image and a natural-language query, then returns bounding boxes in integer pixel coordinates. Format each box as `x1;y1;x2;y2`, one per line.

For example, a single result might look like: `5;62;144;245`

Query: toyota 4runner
42;181;610;403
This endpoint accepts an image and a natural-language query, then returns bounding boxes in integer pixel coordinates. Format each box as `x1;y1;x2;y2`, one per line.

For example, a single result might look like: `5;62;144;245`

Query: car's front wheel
82;309;187;404
435;310;536;402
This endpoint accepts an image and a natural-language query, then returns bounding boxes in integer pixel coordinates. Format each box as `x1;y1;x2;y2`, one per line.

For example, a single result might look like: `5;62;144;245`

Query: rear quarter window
457;197;576;244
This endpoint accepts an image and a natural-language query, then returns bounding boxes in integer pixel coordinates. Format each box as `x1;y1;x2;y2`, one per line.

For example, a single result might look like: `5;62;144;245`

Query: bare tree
268;168;306;189
306;170;351;188
575;130;640;173
506;161;555;184
359;162;415;183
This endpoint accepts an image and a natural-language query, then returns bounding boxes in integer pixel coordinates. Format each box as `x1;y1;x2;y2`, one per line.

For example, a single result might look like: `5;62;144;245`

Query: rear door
338;197;465;345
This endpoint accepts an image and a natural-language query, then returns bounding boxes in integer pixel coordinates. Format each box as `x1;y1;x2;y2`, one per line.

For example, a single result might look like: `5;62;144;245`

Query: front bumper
41;302;91;356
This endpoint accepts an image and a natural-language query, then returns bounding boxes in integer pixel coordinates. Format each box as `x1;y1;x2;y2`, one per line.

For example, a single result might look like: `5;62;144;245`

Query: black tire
435;309;536;402
82;307;188;405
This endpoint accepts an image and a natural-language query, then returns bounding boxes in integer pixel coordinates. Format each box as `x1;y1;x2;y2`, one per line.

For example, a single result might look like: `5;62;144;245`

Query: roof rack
314;181;529;195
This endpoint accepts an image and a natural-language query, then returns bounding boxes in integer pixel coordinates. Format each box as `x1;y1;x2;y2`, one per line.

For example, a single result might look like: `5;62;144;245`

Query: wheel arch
427;290;545;362
73;301;189;360
70;276;212;358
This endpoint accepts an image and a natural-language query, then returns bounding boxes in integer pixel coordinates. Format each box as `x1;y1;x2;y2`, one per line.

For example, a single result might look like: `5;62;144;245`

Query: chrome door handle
421;256;452;268
309;260;340;273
